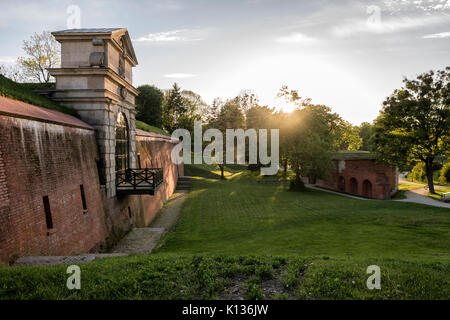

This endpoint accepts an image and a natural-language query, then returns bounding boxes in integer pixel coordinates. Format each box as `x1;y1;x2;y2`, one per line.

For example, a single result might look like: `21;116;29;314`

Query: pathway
110;190;189;254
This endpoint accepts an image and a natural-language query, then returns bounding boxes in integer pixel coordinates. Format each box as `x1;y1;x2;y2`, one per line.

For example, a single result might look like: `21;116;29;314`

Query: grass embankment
1;164;449;299
135;120;169;136
1;255;449;300
0;75;77;116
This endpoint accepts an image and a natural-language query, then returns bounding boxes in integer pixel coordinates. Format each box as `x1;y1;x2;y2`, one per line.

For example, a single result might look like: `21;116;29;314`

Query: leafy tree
17;31;60;83
438;162;450;185
0;64;26;83
358;122;374;151
372;67;450;193
285;105;339;189
335;120;362;151
163;83;185;133
135;85;164;128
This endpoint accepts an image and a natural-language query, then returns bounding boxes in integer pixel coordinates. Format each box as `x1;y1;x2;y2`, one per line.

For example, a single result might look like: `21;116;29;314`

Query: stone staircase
176;176;192;191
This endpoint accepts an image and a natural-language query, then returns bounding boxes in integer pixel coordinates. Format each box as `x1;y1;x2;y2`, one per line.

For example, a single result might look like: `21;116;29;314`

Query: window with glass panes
115;112;129;177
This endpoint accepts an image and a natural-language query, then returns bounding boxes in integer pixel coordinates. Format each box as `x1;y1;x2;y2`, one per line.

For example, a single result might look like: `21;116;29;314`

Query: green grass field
156;167;450;262
1;165;449;300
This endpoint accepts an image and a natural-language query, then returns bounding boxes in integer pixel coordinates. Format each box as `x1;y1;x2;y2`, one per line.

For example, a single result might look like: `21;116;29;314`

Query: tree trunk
219;164;224;179
425;157;435;194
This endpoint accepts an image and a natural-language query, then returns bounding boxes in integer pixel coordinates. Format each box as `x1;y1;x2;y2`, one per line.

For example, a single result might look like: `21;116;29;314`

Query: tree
285;105;338;189
163;83;185;133
358;122;374;151
372;67;450;193
0;64;26;83
17;31;60;83
135;85;164;128
335;120;362;151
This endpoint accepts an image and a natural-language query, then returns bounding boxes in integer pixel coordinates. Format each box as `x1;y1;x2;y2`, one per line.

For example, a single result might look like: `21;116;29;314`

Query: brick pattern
316;159;397;200
0;116;107;264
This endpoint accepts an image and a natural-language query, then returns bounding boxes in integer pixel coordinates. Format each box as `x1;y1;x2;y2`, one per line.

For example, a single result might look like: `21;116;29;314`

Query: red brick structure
0;28;184;264
314;152;398;200
0;97;183;264
0;96;107;264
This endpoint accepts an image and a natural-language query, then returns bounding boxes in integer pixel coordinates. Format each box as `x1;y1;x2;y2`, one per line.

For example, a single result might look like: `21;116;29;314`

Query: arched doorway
338;176;345;192
349;178;358;194
115;112;129;179
362;180;372;198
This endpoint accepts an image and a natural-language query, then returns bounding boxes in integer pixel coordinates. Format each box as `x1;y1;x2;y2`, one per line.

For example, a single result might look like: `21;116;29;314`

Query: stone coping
0;96;93;130
135;128;179;143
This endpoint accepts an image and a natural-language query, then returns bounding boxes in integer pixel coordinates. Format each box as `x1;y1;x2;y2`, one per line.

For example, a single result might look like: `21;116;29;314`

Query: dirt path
110;191;189;254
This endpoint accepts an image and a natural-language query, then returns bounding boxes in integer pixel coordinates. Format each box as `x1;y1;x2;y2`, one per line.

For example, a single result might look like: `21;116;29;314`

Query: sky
0;0;449;125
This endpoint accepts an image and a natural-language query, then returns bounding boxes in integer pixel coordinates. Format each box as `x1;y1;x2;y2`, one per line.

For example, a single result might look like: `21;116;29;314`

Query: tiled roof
0;96;93;130
52;28;123;34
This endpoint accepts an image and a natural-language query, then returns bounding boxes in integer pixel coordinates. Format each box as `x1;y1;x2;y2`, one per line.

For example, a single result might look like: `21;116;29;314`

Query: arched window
362;180;373;198
349;178;358;194
115;112;129;177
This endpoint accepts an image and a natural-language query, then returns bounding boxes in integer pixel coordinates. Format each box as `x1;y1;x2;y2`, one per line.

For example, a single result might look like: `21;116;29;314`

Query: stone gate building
0;28;183;264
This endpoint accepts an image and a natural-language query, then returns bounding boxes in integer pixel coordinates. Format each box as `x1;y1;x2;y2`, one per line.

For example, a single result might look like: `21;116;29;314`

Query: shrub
409;163;426;182
289;177;306;191
432;161;443;171
244;276;264;300
438;163;450;185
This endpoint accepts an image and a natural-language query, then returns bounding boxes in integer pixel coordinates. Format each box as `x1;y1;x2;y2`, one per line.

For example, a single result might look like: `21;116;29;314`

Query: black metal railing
116;168;164;195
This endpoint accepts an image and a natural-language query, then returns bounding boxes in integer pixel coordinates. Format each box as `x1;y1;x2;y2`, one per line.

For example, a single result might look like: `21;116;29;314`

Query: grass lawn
1;165;449;300
156;167;450;262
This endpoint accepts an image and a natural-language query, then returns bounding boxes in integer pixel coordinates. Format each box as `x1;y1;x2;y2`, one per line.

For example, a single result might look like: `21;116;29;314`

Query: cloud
134;29;206;42
274;32;317;44
332;15;448;37
163;73;197;79
423;31;450;38
0;56;16;64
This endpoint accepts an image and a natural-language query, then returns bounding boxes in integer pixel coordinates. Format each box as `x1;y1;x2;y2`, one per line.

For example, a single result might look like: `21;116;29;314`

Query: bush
438;163;450;185
410;163;426;182
289;177;306;191
432;161;443;171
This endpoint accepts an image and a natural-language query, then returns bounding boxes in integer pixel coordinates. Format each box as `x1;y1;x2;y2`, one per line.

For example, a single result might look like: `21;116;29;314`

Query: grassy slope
1;165;450;300
135;120;169;136
0;75;77;116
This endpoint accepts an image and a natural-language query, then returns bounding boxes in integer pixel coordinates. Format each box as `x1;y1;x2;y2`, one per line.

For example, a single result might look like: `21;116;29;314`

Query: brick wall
0;116;107;264
316;159;397;200
100;131;183;247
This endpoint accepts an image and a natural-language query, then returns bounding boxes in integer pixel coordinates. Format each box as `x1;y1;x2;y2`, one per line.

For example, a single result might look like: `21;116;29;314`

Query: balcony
116;168;164;195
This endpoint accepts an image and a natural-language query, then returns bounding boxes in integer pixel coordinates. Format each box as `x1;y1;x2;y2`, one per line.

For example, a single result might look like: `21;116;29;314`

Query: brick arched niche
349;178;358;194
338;176;345;192
362;179;373;198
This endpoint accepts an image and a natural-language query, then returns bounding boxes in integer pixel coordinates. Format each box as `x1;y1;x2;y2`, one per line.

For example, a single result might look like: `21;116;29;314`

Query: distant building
313;151;398;200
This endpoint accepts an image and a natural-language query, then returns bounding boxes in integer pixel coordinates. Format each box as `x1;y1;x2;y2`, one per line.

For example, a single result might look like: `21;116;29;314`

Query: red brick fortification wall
316;159;397;200
0;116;107;264
136;130;182;226
100;130;183;247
